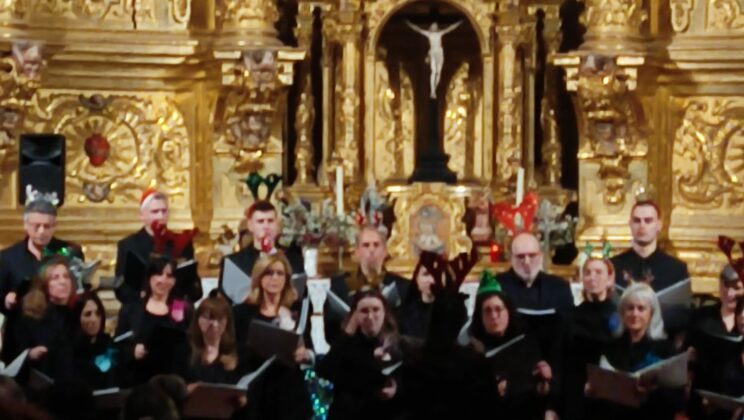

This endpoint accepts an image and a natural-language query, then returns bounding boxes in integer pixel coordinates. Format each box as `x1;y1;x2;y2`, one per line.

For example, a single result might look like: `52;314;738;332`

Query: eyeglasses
514;252;540;261
265;269;286;277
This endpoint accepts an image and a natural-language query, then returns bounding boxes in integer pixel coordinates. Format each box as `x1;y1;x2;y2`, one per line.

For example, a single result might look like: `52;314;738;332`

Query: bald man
496;232;573;312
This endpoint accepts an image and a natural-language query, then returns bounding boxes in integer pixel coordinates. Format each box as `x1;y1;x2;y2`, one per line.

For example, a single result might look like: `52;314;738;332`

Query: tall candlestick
516;167;525;206
336;166;344;217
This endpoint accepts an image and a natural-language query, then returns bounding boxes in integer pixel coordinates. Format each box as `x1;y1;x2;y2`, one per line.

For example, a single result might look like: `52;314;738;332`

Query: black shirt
611;248;689;291
115;228;200;304
0;237;83;311
496;269;574;312
15;304;76;381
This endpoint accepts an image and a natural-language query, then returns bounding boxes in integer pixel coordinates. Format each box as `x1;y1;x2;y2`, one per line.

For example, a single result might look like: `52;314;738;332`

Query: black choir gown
232;303;312;420
72;333;118;390
395;281;432;341
14;304;76;382
115;300;192;386
115;228;201;304
0;237;83;362
479;332;548;420
686;303;742;420
590;333;684;420
611;248;689;291
562;298;618;420
318;331;405;420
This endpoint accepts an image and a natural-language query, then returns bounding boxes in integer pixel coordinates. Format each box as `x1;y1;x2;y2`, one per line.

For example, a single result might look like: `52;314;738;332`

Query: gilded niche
674;97;744;209
24;92;190;205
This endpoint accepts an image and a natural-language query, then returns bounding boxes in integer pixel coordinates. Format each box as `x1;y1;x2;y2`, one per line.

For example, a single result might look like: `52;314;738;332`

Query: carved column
540;5;562;188
292;3;317;188
555;0;650;243
0;41;45;176
494;18;526;194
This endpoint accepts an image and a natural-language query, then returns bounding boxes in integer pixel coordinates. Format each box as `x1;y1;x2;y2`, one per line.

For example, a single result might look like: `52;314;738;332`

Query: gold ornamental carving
0;41;44;173
385;183;472;273
707;0;744;30
559;54;647;205
582;0;647;31
674;97;744;209
25;92;190;205
217;0;279;33
218;50;300;173
294;75;315;186
444;62;477;180
671;0;694;32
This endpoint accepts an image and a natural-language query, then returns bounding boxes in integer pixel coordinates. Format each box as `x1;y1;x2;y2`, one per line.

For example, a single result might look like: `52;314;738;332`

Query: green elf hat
477;269;502;296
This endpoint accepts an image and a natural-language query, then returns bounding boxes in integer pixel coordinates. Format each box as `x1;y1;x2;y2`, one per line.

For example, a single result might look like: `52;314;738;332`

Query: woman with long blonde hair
231;253;312;420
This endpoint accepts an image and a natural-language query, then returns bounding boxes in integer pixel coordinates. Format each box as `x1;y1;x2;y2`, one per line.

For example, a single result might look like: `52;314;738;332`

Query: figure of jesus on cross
405;20;462;99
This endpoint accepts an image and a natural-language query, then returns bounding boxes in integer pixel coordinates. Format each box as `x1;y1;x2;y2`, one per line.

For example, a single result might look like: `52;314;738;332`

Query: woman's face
481;295;510;336
80;299;102;337
150;264;175;298
415;267;435;298
622;296;652;336
198;311;227;341
583;260;612;299
260;261;287;297
720;280;744;312
47;264;72;303
357;297;385;338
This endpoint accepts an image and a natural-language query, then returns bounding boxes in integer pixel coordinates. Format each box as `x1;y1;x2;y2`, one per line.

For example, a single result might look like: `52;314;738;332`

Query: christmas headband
140;187;165;209
477;270;502;296
356;184;388;234
718;235;744;283
418;248;479;296
582;241;613;260
25;184;60;207
245;172;282;202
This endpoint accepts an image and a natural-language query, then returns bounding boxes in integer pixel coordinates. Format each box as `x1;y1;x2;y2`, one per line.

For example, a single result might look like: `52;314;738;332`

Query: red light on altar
490;243;501;262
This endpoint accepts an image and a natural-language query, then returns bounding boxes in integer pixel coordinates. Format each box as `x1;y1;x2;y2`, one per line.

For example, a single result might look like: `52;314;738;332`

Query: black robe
0;237;83;362
231;303;312;420
611;248;689;291
186;358;242;385
115;228;200;304
590;334;684;420
115;300;192;385
14;304;76;382
318;332;404;420
562;298;618;420
72;333;118;390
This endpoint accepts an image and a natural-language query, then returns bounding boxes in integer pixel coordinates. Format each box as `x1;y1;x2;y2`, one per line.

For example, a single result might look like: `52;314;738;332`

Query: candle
336;166;344;217
489;243;501;262
516;167;525;206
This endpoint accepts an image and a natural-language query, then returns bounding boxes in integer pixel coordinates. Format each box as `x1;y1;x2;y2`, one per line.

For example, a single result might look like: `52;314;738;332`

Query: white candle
516;167;525;206
336;166;344;217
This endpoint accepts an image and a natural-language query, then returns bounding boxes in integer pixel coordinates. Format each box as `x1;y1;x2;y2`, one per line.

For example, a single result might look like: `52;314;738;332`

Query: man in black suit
115;188;201;304
0;198;83;361
218;200;304;304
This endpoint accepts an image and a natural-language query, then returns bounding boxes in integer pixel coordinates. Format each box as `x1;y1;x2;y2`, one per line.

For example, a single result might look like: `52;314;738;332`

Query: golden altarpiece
0;0;741;295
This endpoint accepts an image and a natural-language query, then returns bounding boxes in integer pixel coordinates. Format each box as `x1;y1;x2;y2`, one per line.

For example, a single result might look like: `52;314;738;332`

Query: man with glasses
495;232;573;311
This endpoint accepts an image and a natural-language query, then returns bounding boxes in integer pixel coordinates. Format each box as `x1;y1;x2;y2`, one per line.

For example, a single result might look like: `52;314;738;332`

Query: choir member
15;255;77;380
186;292;241;385
116;256;193;385
115;188;201;305
72;291;117;390
590;282;684;420
468;274;556;420
396;261;435;340
610;200;689;291
317;288;403;420
563;257;618;420
0;197;83;361
494;231;573;399
218;201;304;304
334;225;409;299
231;253;312;420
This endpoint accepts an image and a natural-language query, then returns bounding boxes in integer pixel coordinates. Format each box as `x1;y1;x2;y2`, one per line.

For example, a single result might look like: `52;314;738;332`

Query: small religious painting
411;204;448;255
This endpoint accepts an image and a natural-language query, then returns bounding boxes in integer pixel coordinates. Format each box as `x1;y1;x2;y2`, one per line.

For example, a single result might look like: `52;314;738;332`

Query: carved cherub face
11;42;43;78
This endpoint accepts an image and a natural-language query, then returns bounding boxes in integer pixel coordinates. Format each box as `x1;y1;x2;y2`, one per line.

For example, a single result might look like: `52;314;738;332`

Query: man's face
248;210;278;245
511;233;543;282
139;198;169;229
355;229;387;273
24;212;56;248
629;205;661;246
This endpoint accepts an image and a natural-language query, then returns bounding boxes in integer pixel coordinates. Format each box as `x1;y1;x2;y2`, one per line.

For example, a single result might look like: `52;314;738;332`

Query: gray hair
614;282;666;340
720;264;740;284
23;199;57;219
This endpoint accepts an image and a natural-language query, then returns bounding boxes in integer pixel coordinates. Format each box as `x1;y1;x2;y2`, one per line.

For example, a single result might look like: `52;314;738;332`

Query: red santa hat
140;187;164;209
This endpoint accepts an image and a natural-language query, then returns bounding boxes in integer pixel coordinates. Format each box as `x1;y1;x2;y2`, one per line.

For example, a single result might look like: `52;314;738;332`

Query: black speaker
18;134;65;206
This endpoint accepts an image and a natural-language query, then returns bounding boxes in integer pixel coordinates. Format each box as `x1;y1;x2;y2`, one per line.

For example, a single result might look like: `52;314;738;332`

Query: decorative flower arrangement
279;198;359;249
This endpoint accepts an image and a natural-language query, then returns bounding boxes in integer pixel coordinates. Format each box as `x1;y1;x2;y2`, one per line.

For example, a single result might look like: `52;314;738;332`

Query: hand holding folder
183;356;276;419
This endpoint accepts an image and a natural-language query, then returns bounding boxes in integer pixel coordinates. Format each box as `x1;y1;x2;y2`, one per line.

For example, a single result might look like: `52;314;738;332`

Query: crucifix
405;20;462;99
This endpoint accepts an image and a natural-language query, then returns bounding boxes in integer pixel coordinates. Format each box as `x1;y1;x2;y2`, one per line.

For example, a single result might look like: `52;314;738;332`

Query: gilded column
293;3;316;187
540;5;563;188
494;20;526;194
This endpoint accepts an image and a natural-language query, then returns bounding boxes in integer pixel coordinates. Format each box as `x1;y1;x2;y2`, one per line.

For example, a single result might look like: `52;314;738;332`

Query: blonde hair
615;282;666;340
22;256;76;319
246;253;297;308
